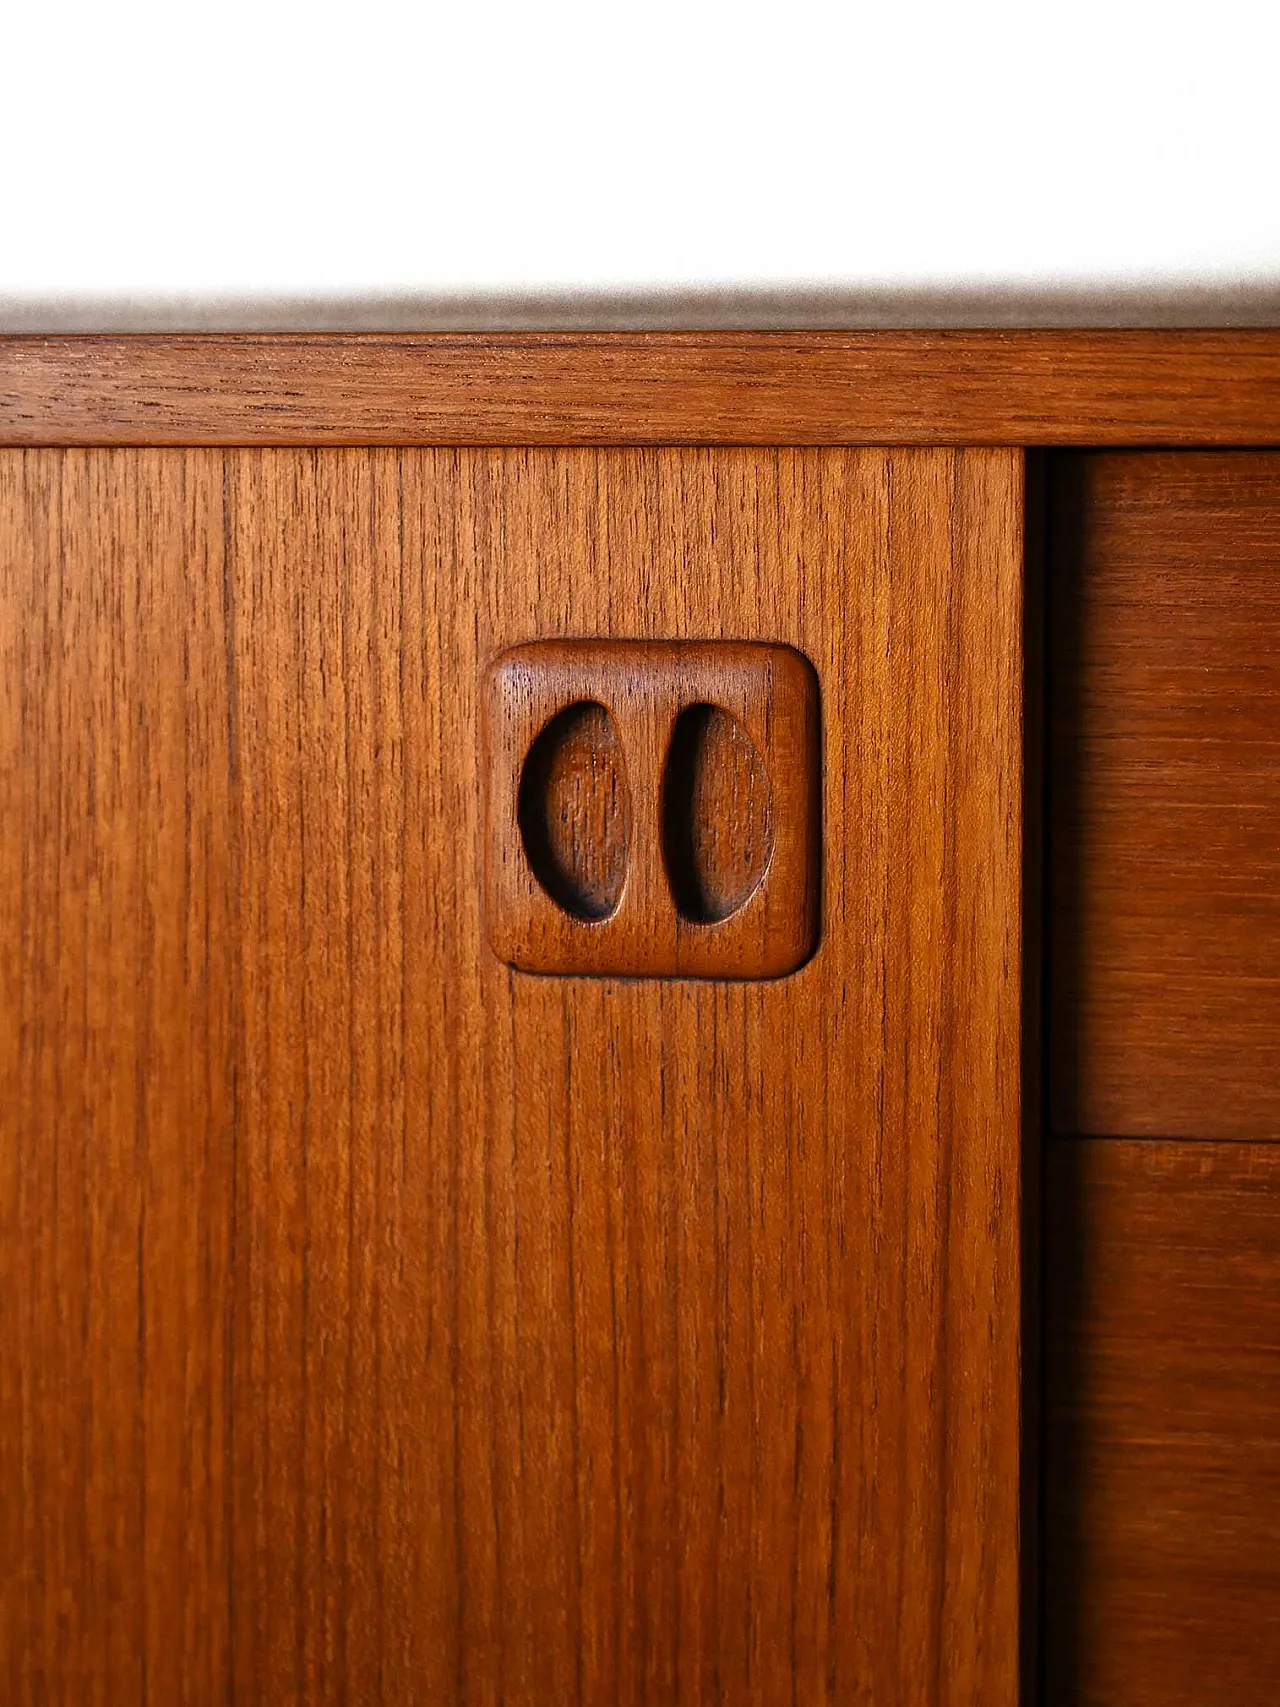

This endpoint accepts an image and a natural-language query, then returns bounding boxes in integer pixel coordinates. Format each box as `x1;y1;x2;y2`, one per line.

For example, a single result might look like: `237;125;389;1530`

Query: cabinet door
1;446;1024;1706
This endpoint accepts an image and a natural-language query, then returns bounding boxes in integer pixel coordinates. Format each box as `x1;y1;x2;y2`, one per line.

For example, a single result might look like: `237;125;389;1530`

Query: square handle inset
482;640;819;978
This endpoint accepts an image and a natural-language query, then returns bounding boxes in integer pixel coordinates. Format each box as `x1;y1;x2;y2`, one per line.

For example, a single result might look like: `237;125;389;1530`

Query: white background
3;0;1279;326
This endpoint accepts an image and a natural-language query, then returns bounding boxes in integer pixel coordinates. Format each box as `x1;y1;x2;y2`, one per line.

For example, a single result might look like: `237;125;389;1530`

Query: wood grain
1050;451;1280;1140
3;332;1280;446
1;446;1024;1706
1045;1137;1280;1707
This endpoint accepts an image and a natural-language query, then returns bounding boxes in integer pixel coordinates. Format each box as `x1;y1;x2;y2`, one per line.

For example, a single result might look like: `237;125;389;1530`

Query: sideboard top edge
4;330;1280;447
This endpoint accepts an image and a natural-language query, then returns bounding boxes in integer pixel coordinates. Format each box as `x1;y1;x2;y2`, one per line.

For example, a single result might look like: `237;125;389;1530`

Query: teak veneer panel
1050;451;1280;1140
0;446;1023;1706
4;331;1280;445
1045;1137;1280;1707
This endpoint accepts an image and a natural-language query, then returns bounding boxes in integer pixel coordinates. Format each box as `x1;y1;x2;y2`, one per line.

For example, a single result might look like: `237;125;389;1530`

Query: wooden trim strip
3;331;1280;446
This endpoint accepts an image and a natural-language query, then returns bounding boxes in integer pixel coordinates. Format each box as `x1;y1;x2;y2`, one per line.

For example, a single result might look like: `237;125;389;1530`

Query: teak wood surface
4;331;1280;446
1044;1138;1280;1707
1050;451;1280;1140
0;446;1024;1706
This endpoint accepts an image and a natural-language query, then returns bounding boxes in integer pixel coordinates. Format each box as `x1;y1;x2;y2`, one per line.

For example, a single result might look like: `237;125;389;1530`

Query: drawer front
1050;451;1280;1141
1045;1138;1280;1707
0;446;1023;1707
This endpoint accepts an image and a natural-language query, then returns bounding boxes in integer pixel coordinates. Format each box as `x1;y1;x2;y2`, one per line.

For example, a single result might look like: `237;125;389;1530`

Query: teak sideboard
3;332;1279;1706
